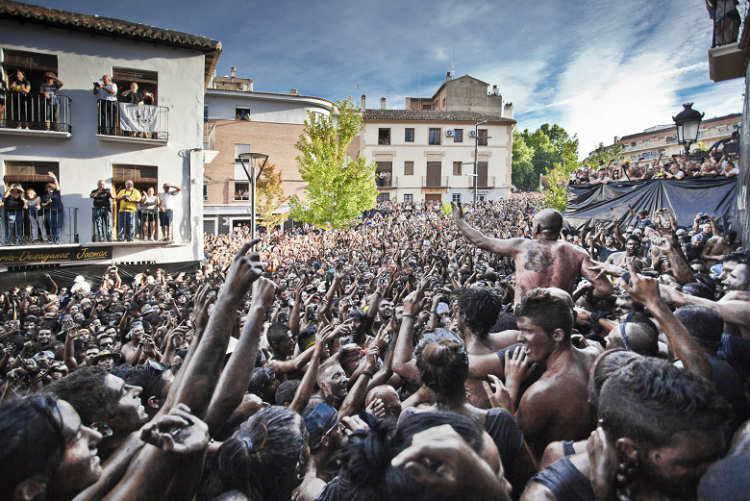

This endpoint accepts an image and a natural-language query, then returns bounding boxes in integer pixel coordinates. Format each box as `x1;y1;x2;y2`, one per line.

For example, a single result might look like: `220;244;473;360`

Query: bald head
365;385;401;418
533;209;563;238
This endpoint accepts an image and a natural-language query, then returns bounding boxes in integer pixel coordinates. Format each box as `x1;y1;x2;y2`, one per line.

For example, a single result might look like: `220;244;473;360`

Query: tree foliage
542;133;580;212
513;124;577;192
584;141;625;166
256;163;288;229
288;97;379;230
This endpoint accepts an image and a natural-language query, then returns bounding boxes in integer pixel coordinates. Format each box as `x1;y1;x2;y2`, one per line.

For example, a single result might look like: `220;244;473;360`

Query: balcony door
477;161;488;187
426;162;441;187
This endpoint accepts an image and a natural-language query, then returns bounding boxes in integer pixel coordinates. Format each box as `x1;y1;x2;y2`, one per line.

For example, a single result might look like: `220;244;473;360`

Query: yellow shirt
116;188;142;212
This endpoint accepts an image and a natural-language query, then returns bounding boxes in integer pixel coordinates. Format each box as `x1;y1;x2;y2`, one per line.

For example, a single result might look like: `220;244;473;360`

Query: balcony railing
422;176;449;188
711;0;748;47
1;94;72;133
96;101;169;141
471;176;496;189
203;121;216;150
377;175;397;188
0;207;78;246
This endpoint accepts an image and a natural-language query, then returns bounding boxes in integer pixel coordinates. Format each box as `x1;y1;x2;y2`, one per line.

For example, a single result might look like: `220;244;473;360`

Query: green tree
511;130;536;190
289;97;378;230
542;134;580;212
256;163;288;229
584;140;625;166
514;124;576;191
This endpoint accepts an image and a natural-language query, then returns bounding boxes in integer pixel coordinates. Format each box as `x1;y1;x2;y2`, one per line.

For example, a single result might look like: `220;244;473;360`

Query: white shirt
158;191;176;211
96;83;118;101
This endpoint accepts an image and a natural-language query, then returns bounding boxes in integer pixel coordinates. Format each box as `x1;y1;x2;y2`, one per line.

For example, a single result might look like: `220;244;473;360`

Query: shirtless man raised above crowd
452;204;613;303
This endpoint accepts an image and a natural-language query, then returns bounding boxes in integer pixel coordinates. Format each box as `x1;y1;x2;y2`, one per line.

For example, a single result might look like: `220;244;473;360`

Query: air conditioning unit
469;130;477;137
445;130;454;137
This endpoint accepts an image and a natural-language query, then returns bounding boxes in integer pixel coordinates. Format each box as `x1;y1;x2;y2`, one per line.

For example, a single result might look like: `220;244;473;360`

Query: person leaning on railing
40;171;64;244
115;180;141;242
1;183;27;244
40;72;64;131
93;75;118;135
26;187;46;243
8;69;31;129
90;180;115;242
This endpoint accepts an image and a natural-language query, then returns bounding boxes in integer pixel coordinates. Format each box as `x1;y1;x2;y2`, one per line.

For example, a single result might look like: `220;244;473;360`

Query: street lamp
672;103;704;156
237;152;268;240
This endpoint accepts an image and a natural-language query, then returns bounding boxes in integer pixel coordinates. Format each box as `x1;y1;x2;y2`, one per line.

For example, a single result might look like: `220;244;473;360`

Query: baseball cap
304;403;339;450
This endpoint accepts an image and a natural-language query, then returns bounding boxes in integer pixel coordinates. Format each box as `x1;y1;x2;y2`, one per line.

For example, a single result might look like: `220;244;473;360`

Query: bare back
512;239;589;303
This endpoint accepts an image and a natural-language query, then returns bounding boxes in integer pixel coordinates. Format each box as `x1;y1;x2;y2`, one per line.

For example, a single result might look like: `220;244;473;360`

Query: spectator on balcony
90;180;115;242
8;69;31;129
139;187;158;241
664;163;685;180
26;188;47;243
708;0;741;45
115;180;141;242
40;72;64;131
694;161;719;178
0;68;6;127
158;183;181;241
94;75;117;135
121;82;143;105
1;183;27;244
41;172;64;244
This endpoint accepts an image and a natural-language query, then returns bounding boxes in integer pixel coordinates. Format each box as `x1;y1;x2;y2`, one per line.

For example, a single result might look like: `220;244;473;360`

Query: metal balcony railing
2;94;72;133
711;0;748;47
422;176;449;188
0;207;78;246
97;101;169;140
471;176;495;189
377;175;397;188
203;122;216;151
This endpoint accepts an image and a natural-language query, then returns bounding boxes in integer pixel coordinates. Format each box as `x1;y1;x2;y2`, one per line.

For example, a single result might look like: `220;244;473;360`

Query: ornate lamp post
237;152;268;240
672;103;705;156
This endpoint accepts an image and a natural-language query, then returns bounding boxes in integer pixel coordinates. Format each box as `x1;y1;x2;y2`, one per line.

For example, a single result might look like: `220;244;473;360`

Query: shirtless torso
453;205;612;303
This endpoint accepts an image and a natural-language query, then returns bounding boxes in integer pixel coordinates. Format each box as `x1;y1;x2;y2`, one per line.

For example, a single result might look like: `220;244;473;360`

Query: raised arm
203;276;275;434
624;262;711;378
392;287;424;384
452;203;521;257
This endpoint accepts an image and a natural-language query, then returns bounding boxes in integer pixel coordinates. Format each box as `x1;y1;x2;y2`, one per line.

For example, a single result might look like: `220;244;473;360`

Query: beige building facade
360;105;515;203
616;113;741;162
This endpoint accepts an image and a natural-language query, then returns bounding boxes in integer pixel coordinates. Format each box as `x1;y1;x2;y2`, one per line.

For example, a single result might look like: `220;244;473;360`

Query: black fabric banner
563;177;737;233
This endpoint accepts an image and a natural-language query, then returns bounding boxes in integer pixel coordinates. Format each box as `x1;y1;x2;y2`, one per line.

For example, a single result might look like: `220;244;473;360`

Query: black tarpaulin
563;177;737;233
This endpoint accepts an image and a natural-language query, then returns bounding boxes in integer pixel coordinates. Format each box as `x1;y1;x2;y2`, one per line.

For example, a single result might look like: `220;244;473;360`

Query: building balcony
96;101;169;144
0;207;78;247
377;175;397;189
471;176;495;189
421;176;449;189
0;95;72;138
708;0;748;82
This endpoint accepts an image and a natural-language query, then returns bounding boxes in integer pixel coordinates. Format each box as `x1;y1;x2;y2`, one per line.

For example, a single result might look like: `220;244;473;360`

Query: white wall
0;22;206;266
360;121;512;201
205;91;332;124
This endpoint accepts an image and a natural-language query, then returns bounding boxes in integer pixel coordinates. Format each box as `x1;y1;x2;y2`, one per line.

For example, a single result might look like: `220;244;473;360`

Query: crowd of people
0;178;180;245
569;145;739;186
1;193;749;501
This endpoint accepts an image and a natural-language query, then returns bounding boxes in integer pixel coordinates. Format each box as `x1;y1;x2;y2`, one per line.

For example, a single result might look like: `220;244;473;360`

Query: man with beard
521;358;729;501
44;366;150;461
315;359;349;410
606;235;647;269
702;229;740;267
452;205;612;304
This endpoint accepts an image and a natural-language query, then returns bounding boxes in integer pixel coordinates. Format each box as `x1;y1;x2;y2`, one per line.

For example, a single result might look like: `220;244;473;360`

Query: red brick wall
205;120;308;204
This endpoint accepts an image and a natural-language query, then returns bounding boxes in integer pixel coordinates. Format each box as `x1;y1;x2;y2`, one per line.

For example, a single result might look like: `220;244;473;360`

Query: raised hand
223;239;263;300
482;374;512;411
140;404;209;454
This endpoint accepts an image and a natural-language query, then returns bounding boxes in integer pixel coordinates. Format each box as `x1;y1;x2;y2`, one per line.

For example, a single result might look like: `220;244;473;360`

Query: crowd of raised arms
2;192;750;501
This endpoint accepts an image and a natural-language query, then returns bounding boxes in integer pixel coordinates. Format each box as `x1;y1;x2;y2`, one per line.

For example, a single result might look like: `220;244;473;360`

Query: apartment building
617;113;741;162
202;69;334;234
358;73;516;203
0;0;220;271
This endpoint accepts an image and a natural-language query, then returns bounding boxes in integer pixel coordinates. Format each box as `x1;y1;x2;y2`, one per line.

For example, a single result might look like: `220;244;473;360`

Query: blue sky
33;0;745;155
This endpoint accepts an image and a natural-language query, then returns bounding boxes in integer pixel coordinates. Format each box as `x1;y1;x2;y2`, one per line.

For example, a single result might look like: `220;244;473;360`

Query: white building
202;70;334;234
0;1;221;273
358;95;516;203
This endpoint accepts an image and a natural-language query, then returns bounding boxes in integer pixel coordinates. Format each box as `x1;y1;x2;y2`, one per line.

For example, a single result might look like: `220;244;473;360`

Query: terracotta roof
0;0;220;51
363;109;515;124
207;87;334;106
0;0;222;90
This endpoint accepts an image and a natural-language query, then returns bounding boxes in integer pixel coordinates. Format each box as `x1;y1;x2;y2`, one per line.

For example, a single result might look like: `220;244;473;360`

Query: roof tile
363;109;515;124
